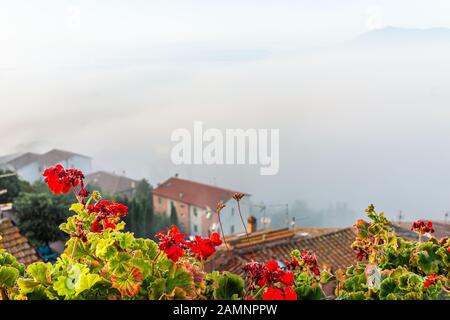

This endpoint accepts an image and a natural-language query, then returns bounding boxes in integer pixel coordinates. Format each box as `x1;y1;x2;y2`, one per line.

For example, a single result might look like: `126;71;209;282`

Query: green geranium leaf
117;233;134;249
69;203;85;214
53;276;74;299
213;272;244;300
76;274;101;295
26;262;52;285
379;278;397;300
111;267;143;298
0;266;19;288
95;238;118;261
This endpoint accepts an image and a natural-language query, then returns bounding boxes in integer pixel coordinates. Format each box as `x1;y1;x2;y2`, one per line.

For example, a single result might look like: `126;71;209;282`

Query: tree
170;202;179;227
13;192;69;246
117;179;168;238
0;170;31;203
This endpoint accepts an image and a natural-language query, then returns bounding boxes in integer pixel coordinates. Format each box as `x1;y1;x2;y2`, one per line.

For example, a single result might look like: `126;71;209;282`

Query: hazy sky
2;1;450;223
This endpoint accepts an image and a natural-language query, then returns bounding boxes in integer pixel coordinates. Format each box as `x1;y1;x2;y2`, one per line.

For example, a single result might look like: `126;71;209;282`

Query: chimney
247;215;257;234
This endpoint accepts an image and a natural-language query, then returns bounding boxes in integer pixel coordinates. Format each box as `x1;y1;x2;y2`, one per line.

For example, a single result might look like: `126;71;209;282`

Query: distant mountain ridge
353;26;450;46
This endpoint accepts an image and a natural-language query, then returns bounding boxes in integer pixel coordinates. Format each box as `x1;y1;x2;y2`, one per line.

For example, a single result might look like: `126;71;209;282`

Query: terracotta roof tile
207;228;358;276
153;177;246;210
0;218;41;265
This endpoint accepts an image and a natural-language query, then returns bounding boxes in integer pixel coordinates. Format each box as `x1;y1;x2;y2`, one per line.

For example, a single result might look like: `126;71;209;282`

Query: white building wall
220;197;253;236
16;162;41;183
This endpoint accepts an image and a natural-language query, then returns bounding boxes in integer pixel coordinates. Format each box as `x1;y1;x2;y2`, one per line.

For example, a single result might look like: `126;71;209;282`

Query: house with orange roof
152;175;252;236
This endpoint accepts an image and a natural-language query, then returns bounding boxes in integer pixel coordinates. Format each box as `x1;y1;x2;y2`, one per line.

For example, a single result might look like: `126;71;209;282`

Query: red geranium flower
266;260;279;272
88;200;129;218
43;164;84;194
88;200;128;233
91;220;103;233
243;261;268;288
188;232;223;261
286;258;299;270
411;220;435;235
424;274;438;288
300;250;321;276
280;272;294;286
262;287;297;300
155;225;188;262
244;259;291;287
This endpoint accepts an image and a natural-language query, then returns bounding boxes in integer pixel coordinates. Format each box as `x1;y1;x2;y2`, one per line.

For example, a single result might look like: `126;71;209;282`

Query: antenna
268;203;289;228
445;211;449;224
397;210;403;225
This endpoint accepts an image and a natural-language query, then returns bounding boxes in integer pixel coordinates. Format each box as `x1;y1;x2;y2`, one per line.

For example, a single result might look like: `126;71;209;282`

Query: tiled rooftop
86;171;138;195
207;227;357;275
153;176;247;210
0;218;41;265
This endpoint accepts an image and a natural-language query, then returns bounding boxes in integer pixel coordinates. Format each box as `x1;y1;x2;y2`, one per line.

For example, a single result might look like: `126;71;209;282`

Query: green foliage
2;192;448;300
117;179;171;238
293;272;325;300
0;169;29;203
338;204;450;300
0;188;249;300
169;201;179;228
0;248;24;299
212;272;245;300
13;191;69;245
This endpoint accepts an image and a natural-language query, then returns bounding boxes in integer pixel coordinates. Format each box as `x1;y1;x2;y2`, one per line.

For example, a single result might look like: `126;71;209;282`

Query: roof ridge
87;170;135;179
42;148;91;159
155;176;245;194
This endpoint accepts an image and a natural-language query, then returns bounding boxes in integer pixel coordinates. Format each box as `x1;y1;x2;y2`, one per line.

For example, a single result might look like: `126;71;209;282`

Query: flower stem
151;251;161;274
251;284;266;299
217;213;229;250
236;201;249;239
70;237;79;259
0;287;8;300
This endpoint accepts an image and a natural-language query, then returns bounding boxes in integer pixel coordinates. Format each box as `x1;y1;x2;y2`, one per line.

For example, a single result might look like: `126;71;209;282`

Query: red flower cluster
411;220;435;235
88;200;128;218
285;258;299;270
88;200;128;233
155;225;188;262
424;274;438;288
262;286;297;300
299;250;320;276
243;260;295;288
43;164;85;195
244;259;297;300
188;232;222;261
352;235;378;262
155;226;223;262
354;246;370;261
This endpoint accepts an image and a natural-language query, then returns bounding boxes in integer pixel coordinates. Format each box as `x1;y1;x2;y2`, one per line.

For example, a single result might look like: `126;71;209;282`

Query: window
230;225;235;234
158;197;162;204
193;208;198;217
193;224;198;233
